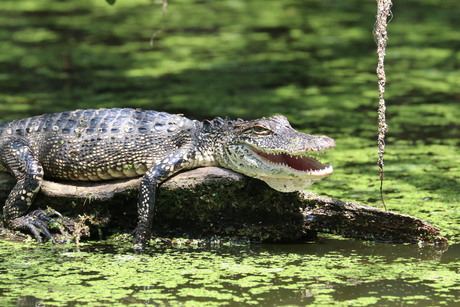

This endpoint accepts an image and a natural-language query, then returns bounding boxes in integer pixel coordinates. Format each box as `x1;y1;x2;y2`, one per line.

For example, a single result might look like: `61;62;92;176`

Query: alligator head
216;115;335;192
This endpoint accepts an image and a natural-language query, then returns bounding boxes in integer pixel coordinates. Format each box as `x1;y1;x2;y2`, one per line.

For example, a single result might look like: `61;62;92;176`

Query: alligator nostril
321;136;336;147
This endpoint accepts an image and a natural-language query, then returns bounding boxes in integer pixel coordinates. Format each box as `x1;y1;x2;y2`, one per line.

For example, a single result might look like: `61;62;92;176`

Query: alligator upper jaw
249;146;333;177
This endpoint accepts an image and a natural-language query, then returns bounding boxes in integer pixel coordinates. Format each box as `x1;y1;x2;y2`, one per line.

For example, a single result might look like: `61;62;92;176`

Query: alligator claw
29;209;62;220
10;209;63;243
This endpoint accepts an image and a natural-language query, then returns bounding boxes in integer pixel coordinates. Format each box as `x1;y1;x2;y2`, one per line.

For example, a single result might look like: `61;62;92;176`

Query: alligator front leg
133;153;189;247
1;139;58;242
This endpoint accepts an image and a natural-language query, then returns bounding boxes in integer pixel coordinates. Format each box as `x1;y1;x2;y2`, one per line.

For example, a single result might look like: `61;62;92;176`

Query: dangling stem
374;0;392;210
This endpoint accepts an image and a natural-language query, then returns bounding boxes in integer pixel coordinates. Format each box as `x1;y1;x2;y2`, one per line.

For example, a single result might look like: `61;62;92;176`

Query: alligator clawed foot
10;209;64;243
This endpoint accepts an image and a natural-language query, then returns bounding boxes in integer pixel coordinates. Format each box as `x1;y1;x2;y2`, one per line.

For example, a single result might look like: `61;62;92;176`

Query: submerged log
0;167;447;244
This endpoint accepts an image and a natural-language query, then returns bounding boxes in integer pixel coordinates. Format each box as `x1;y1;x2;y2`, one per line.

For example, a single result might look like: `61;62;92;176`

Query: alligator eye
251;125;272;135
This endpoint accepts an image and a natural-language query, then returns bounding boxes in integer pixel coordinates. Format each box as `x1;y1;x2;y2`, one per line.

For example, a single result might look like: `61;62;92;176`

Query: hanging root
374;0;392;210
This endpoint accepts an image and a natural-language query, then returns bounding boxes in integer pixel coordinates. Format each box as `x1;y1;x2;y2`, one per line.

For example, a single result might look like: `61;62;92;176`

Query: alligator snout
319;135;335;149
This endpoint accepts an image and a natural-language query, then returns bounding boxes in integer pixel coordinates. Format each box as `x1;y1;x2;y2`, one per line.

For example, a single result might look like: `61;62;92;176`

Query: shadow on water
257;239;456;262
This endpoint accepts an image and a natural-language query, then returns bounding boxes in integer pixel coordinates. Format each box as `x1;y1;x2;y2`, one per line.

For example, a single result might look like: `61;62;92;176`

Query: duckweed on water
0;0;459;305
0;239;459;306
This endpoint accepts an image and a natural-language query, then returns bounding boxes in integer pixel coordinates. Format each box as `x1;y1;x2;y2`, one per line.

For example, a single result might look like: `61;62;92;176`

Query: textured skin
0;108;334;245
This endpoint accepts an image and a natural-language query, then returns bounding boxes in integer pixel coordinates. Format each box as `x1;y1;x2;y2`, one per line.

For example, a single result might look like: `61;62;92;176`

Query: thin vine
374;0;392;210
150;0;169;46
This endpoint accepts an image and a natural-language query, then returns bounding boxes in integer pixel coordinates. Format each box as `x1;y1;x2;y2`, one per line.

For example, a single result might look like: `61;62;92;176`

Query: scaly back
0;108;197;180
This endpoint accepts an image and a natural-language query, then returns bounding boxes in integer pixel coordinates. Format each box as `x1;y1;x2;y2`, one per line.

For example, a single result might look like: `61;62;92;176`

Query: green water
0;0;459;305
0;239;458;306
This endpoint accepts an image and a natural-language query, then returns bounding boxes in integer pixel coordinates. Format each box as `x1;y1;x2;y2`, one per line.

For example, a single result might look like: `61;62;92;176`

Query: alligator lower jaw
249;147;333;178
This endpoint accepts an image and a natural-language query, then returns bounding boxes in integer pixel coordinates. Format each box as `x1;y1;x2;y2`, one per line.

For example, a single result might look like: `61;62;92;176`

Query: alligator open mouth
250;147;332;176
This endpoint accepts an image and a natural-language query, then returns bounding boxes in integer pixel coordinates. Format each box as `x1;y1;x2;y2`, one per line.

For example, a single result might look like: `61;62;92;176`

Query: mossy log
0;167;447;244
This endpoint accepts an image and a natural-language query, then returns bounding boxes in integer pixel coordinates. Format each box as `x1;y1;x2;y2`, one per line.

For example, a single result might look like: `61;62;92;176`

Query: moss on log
0;167;447;244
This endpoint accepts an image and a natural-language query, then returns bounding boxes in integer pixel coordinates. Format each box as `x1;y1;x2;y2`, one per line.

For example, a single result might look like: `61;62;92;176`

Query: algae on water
0;239;458;306
0;0;459;305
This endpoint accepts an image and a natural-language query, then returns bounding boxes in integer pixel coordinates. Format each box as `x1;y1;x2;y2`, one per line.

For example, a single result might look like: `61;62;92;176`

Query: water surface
0;0;458;305
1;239;459;306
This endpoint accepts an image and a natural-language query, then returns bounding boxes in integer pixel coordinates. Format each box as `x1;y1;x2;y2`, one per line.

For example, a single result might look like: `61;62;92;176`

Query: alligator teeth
250;147;332;175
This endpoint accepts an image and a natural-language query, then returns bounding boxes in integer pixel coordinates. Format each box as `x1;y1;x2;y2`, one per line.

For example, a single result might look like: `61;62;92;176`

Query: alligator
0;108;335;245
